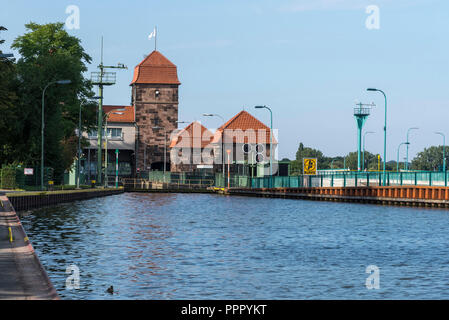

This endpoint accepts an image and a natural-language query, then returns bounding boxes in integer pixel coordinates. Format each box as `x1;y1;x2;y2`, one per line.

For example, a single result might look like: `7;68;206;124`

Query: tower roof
130;50;180;85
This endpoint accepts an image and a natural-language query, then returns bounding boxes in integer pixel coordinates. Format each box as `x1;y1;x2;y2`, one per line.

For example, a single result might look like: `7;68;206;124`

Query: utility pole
90;37;127;186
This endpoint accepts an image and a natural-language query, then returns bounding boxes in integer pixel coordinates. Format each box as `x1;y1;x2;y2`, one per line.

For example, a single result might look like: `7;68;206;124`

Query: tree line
286;142;448;174
0;23;97;180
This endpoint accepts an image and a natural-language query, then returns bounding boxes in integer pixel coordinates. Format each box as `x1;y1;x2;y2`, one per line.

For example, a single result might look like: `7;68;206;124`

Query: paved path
0;195;58;299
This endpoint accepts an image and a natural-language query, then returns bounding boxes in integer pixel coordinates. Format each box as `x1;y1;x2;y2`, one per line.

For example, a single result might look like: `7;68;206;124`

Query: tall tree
291;142;330;174
11;22;95;179
0;26;19;165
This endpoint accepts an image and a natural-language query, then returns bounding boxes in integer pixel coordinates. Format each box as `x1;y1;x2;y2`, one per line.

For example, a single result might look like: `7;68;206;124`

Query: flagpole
155;26;157;51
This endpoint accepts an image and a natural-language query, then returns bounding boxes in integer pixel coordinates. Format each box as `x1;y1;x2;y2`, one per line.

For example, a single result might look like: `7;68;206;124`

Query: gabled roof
169;121;214;149
212;110;277;144
130;50;180;85
103;105;135;123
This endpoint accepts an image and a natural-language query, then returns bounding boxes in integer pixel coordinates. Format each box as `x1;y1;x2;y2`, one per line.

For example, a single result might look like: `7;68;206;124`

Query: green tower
354;103;373;171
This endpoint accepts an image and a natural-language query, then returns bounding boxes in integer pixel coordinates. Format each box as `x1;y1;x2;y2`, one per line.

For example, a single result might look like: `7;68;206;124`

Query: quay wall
5;188;124;211
227;186;449;208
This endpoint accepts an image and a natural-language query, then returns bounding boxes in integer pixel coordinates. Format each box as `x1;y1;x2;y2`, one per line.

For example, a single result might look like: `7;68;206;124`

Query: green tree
10;22;95;179
0;26;20;165
291;142;330;174
341;151;380;171
410;146;448;171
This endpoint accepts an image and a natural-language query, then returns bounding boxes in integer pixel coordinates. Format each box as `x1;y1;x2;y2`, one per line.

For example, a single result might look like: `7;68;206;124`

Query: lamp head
366;88;377;92
254;106;265;109
57;80;71;85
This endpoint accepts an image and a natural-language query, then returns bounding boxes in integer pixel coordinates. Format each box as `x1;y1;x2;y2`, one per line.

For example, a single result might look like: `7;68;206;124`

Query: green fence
142;171;449;189
0;167;54;190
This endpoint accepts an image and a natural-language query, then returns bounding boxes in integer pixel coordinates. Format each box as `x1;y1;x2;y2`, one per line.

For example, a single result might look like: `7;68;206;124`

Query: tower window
155;89;160;98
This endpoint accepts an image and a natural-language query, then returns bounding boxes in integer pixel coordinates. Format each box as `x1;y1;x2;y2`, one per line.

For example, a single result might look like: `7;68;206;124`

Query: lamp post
41;80;71;190
435;132;446;173
367;88;387;185
362;131;375;171
76;97;100;189
104;109;125;187
396;142;409;172
406;127;419;170
203;113;225;179
152;126;167;181
331;159;335;169
255;106;273;187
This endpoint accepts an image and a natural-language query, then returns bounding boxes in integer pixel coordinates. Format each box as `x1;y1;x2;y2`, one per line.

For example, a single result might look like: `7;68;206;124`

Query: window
107;128;122;138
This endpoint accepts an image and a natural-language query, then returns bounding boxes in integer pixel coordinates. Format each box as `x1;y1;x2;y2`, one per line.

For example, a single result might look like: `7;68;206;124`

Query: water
18;193;449;299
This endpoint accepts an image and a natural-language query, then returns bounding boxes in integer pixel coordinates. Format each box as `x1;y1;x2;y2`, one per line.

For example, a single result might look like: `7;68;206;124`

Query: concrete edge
0;195;59;300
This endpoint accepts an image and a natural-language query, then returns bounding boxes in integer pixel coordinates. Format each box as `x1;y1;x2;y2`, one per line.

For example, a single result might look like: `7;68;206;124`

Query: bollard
8;227;13;243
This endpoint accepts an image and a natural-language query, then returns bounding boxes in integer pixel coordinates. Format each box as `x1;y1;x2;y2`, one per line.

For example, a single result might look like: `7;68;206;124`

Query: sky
1;0;449;161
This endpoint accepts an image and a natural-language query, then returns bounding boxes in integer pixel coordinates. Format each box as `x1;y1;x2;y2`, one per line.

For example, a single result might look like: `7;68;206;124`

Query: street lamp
41;79;71;190
152;126;167;181
255;106;273;187
435;132;446;173
104;109;125;187
367;88;387;185
363;131;375;171
76;96;100;189
396;142;409;172
406;127;419;170
203;113;225;179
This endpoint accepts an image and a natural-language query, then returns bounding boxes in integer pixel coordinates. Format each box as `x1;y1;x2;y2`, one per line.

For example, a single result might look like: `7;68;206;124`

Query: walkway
0;194;58;299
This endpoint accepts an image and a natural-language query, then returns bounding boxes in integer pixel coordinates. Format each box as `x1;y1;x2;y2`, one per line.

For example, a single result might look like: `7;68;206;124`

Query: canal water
19;193;449;299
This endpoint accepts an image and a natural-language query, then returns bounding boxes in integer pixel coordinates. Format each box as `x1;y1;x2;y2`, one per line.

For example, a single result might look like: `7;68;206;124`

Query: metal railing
124;171;449;190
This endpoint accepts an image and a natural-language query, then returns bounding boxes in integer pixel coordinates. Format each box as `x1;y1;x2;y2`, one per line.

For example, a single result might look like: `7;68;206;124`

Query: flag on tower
148;28;156;40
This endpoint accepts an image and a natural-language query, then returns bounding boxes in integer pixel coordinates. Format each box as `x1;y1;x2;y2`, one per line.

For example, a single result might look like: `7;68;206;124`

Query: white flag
148;28;156;40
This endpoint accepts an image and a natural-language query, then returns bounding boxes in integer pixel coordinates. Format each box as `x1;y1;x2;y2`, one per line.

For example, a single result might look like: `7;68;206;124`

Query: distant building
80;49;278;181
169;111;277;176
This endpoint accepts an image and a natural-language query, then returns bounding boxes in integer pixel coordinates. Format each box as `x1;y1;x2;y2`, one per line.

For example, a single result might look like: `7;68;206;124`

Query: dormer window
155;89;160;98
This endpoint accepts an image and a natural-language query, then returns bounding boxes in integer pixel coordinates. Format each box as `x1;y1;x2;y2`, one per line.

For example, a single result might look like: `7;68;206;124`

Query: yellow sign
48;180;54;185
303;158;317;175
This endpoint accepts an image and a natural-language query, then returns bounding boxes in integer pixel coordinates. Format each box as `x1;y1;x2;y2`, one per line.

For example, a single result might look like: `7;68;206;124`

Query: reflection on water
19;193;449;299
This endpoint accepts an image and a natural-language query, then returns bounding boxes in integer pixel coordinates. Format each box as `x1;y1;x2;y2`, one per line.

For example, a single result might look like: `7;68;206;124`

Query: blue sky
1;0;449;161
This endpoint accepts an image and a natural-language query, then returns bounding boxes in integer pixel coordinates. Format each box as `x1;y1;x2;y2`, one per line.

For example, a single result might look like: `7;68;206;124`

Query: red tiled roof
169;121;214;148
212;110;277;144
103;105;135;123
130;50;180;85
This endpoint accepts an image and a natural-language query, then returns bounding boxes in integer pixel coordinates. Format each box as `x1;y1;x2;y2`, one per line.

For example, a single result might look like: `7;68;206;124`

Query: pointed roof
169;121;214;148
212;110;277;144
130;50;180;85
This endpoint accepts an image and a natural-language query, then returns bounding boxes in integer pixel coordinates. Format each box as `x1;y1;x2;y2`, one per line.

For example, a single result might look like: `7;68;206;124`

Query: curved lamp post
397;142;409;172
41;80;71;190
367;88;387;185
203;113;225;179
255;106;273;187
406;127;419;170
104;109;125;187
435;132;446;173
362;131;375;171
76;97;100;189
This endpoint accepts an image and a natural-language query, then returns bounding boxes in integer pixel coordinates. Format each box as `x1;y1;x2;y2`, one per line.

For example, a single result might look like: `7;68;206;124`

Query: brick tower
130;50;180;173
